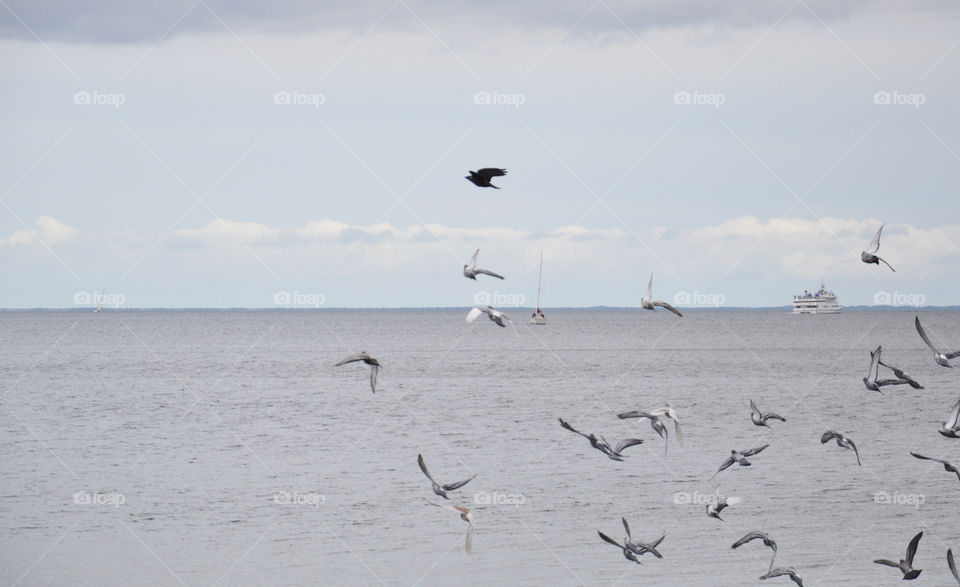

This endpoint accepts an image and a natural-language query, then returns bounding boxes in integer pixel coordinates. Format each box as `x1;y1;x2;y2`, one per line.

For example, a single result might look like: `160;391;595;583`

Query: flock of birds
331;202;958;584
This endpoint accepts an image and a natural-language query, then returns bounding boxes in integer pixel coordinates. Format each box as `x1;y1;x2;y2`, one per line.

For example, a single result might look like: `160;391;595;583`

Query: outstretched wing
732;532;762;549
646;272;654;300
467;249;480;270
904;531;923;565
618;410;654;421
947;398;960;429
443;474;477;492
867;224;883;254
559;418;589;439
475;268;504;280
335;352;368;366
820;431;841;444
621;517;632;539
613;438;644;453
477;168;506;180
750;400;761;421
598;531;622;548
948;548;959;583
873;559;900;568
652;301;683;317
916;316;940;353
466;307;485;323
910;452;945;466
370;364;378;393
418;454;438;484
743;444;770;457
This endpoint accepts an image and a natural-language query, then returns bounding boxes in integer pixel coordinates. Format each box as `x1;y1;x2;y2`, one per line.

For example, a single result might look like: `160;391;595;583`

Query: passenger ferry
792;282;841;314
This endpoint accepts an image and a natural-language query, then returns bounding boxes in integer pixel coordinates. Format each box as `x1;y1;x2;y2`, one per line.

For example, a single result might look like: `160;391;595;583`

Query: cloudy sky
1;0;958;308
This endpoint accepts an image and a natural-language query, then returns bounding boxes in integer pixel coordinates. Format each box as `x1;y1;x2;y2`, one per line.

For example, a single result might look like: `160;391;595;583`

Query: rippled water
1;309;959;586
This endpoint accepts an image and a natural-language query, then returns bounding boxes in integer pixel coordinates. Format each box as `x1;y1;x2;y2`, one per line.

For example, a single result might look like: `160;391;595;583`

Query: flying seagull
641;272;683;317
750;400;787;428
621;517;665;558
559;418;643;461
418;454;477;499
949;549;959;585
426;501;474;554
463;249;504;281
465;168;507;189
466;305;510;327
706;485;740;521
821;430;860;466
875;531;923;580
910;452;960;483
732;531;777;572
650;404;684;447
863;346;920;392
861;224;895;271
760;567;804;586
713;444;770;478
940;398;960;438
915;316;960;367
598;531;643;564
618;410;669;455
878;357;924;389
335;352;381;393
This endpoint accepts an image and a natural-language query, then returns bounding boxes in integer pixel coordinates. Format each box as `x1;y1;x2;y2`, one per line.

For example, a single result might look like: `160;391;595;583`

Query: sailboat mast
536;252;543;310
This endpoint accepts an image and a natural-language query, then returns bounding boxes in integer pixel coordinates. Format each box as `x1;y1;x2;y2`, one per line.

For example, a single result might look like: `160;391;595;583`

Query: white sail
530;253;546;325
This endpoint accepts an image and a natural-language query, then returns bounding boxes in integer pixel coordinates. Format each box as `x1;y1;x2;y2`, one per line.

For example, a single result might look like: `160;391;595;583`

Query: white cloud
2;216;78;247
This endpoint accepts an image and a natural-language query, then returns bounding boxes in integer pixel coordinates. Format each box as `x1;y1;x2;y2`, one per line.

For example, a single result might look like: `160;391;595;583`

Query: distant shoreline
2;306;957;312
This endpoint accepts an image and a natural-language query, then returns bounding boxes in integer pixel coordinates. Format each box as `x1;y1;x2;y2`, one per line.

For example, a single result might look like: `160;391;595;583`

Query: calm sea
1;309;958;586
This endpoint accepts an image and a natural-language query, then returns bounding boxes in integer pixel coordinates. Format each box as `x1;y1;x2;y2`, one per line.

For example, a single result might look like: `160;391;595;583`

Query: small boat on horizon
530;252;546;325
792;281;841;314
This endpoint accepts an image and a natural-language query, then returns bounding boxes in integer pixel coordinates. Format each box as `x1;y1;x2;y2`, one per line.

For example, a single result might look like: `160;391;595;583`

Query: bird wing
947;399;960;429
468;249;479;271
477;168;506;179
820;431;840;444
743;444;770;457
876;255;895;272
621;517;632;539
732;532;762;549
443;474;477;492
948;548;959;583
947;351;960;359
868;346;882;381
370;364;378;393
766;412;786;422
598;531;622;548
905;531;923;565
474;268;505;279
465;307;485;323
867;224;883;254
652;301;683;317
873;559;900;568
715;456;736;476
418;454;439;485
613;438;644;453
672;419;684;446
750;400;761;421
646;272;654;300
916;316;941;353
618;410;654;421
559;418;590;439
335;352;368;366
465;520;473;554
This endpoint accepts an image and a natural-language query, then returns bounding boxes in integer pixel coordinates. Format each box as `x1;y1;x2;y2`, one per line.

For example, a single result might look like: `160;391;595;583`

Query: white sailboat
529;253;546;325
93;291;103;313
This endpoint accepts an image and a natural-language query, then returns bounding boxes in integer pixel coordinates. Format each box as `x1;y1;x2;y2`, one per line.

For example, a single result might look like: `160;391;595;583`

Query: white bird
706;485;740;521
750;400;786;428
466;305;510;327
650;404;683;447
463;249;504;281
641;272;683;317
821;430;860;466
426;502;474;554
760;567;803;586
618;410;669;455
874;531;923;580
334;352;381;393
939;398;960;438
915;316;960;367
861;224;895;271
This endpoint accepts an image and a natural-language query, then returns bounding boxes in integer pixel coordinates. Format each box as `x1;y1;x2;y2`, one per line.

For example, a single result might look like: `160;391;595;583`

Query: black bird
713;444;770;478
418;454;476;499
750;400;786;427
465;168;507;189
559;418;643;461
821;430;861;466
875;531;923;580
910;452;960;483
